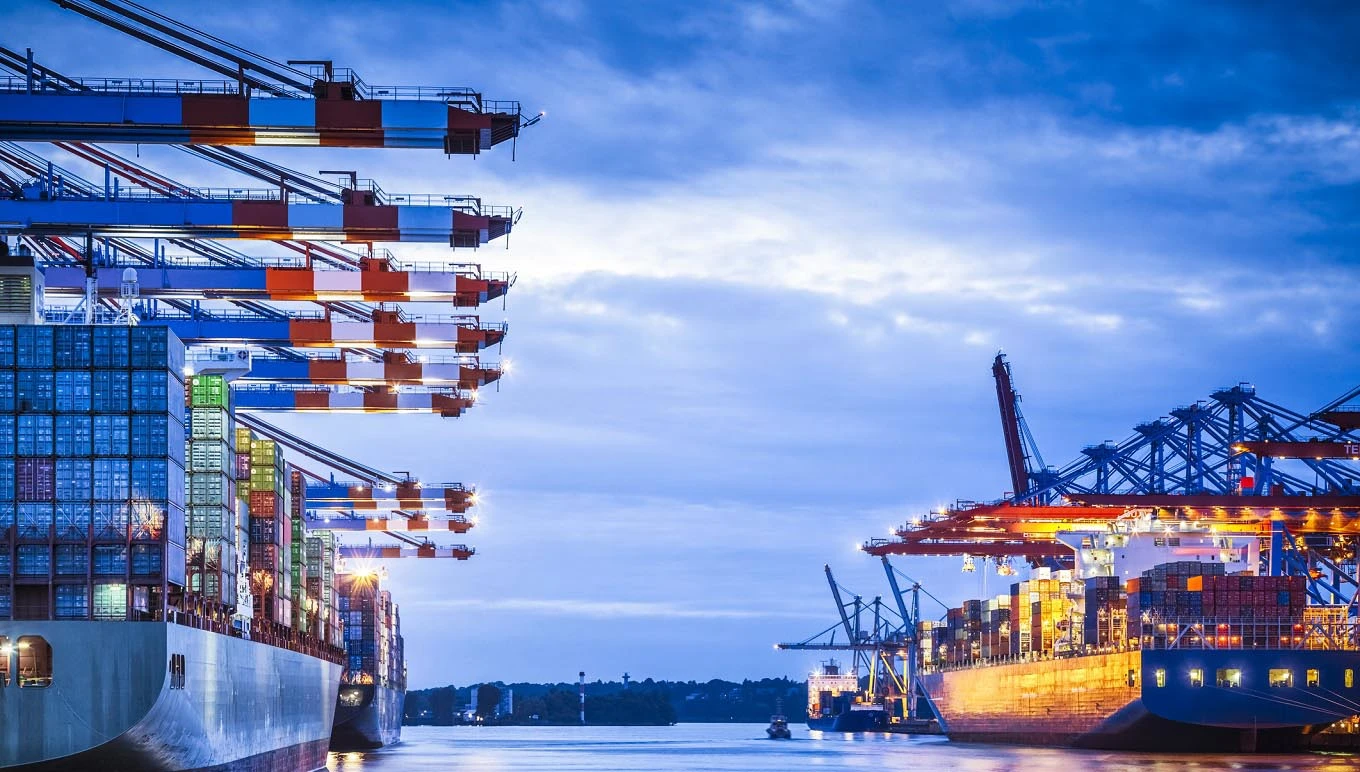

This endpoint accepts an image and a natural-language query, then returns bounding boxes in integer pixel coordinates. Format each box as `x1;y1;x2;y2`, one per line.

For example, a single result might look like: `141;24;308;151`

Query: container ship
331;571;406;751
0;0;527;764
838;355;1360;751
805;661;887;732
0;320;354;770
911;517;1360;751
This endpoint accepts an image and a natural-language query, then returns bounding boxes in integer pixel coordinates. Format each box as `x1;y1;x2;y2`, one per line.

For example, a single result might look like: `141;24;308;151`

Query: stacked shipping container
1082;576;1127;648
337;572;405;689
289;469;309;634
1007;570;1082;657
1126;562;1306;645
980;595;1010;660
246;433;291;627
185;374;238;609
927;561;1331;672
0;325;186;621
305;530;342;647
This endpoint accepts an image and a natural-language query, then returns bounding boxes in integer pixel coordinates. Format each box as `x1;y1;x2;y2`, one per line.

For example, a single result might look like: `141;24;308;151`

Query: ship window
1307;669;1320;689
1127;669;1137;687
1216;669;1242;688
17;636;51;688
0;636;9;687
1347;669;1354;689
1189;668;1204;688
1154;669;1166;688
1269;669;1293;688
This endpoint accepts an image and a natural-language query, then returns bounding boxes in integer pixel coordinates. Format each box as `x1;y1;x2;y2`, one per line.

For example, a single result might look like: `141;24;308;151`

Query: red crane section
1233;441;1360;459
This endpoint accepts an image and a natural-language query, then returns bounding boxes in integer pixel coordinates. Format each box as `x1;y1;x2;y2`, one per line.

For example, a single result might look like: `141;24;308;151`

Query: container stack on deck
336;572;405;689
1082;575;1127;648
2;325;187;622
288;469;308;634
305;530;341;647
185;374;237;612
1005;569;1082;657
919;620;943;666
927;558;1324;669
980;595;1010;659
246;435;290;628
1127;562;1306;646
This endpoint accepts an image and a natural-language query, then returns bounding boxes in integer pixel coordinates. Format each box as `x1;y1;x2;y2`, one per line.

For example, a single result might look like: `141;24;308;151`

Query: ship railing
0;75;518;113
162;606;346;665
1142;619;1360;652
920;622;1360;673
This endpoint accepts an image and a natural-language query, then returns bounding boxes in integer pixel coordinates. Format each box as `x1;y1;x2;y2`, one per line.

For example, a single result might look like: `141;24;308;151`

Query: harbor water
327;724;1360;771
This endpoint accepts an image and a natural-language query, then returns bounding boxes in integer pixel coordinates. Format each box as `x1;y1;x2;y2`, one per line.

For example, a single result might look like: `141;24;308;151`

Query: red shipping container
249;490;280;516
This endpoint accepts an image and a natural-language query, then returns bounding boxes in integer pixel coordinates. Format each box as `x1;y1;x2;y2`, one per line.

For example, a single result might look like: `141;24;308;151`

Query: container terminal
0;1;536;769
783;355;1360;751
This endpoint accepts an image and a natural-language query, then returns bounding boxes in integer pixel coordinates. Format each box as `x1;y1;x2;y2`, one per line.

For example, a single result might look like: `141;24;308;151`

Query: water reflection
326;725;1360;772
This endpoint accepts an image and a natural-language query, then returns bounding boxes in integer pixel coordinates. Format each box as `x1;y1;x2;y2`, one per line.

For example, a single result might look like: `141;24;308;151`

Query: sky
5;0;1360;687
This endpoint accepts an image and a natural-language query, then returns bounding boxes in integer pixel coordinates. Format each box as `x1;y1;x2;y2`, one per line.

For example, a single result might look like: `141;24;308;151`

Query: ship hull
921;648;1360;751
807;709;887;732
0;621;342;771
330;682;404;751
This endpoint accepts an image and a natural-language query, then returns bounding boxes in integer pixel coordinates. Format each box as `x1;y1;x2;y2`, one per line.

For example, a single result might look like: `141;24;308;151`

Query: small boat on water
767;699;793;739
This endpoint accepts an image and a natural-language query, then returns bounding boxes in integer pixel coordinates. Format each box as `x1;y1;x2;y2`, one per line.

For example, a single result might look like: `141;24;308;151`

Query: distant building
462;685;513;721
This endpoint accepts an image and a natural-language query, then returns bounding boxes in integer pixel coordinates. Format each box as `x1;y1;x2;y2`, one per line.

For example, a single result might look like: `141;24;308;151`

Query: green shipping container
190;375;229;409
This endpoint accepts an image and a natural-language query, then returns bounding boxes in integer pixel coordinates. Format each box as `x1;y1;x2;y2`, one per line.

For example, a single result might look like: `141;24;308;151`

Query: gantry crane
0;140;510;408
776;563;944;727
238;412;477;560
0;3;527;563
0;0;540;154
864;357;1360;604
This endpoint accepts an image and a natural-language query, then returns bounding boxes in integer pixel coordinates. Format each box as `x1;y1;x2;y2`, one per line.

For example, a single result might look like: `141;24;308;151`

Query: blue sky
6;0;1360;687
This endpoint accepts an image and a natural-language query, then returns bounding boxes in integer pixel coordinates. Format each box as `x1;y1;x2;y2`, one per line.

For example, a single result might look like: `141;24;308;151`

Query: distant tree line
404;677;805;726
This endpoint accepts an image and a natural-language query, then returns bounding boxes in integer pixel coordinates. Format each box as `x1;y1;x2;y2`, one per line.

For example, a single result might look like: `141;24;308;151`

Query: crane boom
993;353;1030;498
824;564;856;643
881;556;912;632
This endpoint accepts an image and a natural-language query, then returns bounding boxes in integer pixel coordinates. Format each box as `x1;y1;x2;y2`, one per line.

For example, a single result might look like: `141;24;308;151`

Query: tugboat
767;700;792;739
